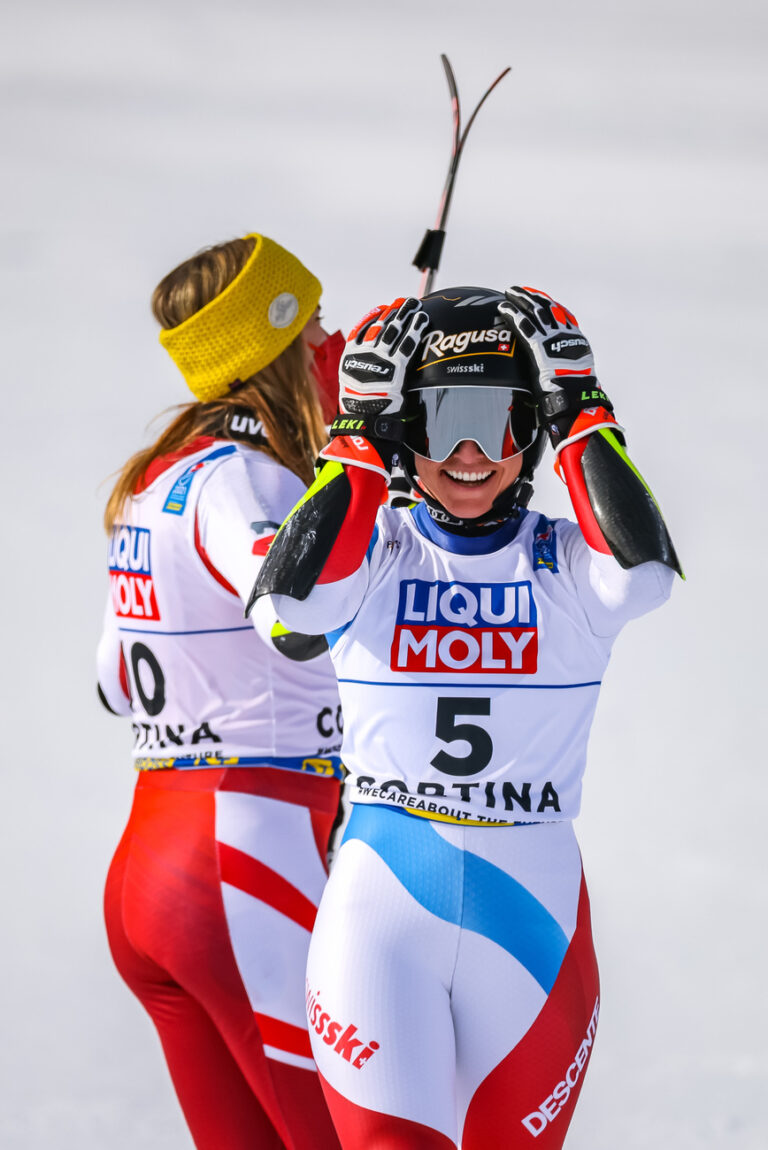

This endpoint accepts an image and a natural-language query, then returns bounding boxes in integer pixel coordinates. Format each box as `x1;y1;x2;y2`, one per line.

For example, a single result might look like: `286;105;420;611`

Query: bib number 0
430;697;492;776
128;641;166;717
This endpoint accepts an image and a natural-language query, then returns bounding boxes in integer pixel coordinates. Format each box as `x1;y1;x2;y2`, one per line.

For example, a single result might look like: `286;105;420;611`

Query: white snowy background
1;0;766;1146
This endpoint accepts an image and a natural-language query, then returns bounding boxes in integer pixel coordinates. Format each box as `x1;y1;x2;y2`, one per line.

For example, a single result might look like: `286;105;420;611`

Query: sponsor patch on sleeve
162;445;237;515
532;516;559;572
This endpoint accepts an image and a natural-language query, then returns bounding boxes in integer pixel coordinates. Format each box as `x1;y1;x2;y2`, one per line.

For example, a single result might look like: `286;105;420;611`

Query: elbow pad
269;621;329;661
559;424;682;575
246;453;387;615
246;462;353;611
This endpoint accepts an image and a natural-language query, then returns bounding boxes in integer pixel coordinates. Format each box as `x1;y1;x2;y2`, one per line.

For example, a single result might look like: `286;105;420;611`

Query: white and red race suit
98;435;343;1150
269;494;673;1148
98;435;343;769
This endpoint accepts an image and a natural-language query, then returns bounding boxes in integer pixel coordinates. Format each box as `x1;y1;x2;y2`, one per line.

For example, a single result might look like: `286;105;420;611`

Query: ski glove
321;297;429;476
340;296;428;414
334;296;427;422
498;286;617;450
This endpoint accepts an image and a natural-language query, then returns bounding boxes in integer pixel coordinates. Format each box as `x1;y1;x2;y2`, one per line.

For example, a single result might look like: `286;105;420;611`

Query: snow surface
1;0;766;1145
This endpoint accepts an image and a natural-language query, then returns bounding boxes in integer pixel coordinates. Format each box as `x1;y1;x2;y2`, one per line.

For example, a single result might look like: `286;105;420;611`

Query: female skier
97;234;344;1150
248;285;681;1149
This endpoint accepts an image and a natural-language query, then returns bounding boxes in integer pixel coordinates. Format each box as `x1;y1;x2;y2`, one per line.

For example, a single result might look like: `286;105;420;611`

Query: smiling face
414;439;524;519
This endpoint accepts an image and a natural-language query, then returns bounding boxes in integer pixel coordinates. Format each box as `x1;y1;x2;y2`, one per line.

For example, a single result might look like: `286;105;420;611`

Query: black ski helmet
399;286;547;526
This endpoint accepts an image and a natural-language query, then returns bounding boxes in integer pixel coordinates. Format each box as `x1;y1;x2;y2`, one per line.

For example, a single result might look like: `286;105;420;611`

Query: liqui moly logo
108;525;160;621
391;579;537;674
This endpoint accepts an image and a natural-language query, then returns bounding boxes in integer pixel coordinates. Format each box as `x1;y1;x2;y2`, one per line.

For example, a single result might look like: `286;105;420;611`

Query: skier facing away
98;234;345;1150
248;285;682;1148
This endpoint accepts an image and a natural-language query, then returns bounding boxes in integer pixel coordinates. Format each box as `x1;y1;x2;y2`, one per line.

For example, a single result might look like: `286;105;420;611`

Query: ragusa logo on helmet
421;328;513;361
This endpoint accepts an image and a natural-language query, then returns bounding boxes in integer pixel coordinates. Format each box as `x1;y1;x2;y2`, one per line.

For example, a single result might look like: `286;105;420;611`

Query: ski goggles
405;385;539;463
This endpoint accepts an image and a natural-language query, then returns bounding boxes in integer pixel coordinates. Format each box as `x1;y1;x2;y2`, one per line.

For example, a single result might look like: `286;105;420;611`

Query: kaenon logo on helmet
421;328;514;362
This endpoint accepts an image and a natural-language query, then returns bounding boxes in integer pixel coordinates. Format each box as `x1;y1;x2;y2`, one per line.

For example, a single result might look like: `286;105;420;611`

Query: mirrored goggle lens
407;386;538;463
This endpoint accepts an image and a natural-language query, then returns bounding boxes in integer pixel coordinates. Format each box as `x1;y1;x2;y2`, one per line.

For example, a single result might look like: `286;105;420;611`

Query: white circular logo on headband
268;292;299;329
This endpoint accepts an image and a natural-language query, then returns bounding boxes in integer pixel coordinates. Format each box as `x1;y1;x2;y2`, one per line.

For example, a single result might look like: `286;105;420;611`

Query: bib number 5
430;697;493;776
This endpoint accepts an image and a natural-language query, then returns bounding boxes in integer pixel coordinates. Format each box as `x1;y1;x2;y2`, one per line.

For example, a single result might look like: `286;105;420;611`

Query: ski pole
413;55;511;297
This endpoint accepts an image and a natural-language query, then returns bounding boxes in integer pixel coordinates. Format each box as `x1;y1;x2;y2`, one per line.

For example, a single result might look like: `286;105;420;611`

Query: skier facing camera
248;284;682;1148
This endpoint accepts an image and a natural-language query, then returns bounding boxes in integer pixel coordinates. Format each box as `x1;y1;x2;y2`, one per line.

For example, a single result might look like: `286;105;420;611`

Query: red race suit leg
104;766;341;1150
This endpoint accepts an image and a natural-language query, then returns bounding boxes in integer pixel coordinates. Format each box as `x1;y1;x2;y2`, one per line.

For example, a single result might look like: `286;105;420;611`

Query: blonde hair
105;238;326;530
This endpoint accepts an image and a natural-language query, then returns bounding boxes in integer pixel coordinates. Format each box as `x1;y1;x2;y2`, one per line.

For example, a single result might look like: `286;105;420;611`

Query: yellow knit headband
159;234;322;403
